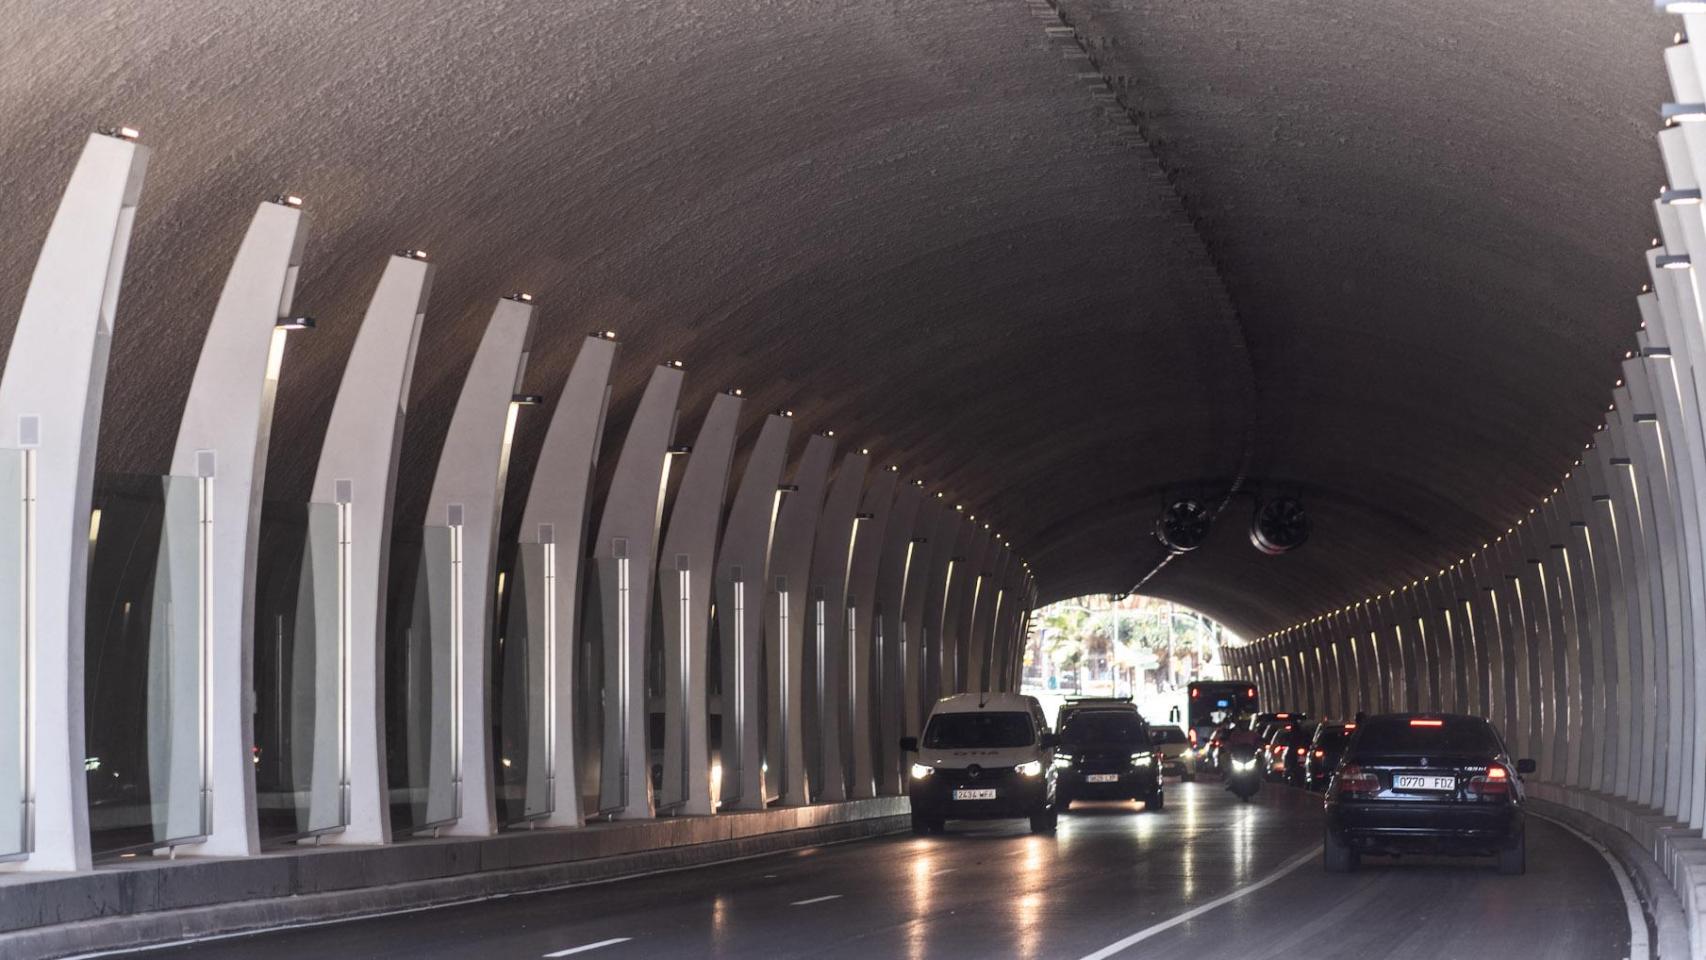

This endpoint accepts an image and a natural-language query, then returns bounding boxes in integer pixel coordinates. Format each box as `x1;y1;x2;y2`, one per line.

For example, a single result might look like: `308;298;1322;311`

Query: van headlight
1131;753;1154;767
910;763;934;779
1015;760;1043;777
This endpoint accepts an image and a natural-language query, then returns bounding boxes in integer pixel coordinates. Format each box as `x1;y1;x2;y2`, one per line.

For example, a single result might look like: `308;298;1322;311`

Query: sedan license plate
1086;774;1120;783
1393;774;1456;792
953;788;997;801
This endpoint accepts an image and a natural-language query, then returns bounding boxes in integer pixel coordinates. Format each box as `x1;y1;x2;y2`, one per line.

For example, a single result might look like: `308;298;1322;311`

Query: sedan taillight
1332;763;1379;797
1466;764;1513;800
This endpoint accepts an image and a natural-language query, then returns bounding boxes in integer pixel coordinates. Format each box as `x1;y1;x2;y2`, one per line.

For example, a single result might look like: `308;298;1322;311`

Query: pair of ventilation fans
1156;496;1309;556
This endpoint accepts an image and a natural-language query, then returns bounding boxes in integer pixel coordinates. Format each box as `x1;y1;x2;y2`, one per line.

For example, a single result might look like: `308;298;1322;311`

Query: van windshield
1061;712;1147;747
923;711;1035;749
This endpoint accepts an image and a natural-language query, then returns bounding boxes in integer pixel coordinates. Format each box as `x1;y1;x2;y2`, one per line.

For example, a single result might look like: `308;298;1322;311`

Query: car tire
1030;808;1058;834
1498;831;1526;876
911;815;935;835
1323;826;1358;874
1182;772;1196;783
1058;797;1073;812
1145;789;1164;811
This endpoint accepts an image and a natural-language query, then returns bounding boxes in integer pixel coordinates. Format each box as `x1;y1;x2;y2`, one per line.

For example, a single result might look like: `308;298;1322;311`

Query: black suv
1053;709;1163;811
1324;713;1534;874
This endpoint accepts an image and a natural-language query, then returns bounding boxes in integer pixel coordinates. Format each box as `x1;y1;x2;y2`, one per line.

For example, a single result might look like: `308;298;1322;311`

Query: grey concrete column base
0;797;910;960
1526;781;1694;958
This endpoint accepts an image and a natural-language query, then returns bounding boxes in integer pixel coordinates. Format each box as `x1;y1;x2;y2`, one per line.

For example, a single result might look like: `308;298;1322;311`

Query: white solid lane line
543;937;632;957
1532;813;1650;960
790;894;844;906
1074;845;1322;960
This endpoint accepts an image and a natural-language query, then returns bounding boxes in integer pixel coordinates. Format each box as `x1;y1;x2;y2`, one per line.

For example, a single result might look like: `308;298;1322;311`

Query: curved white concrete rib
656;390;742;817
765;433;834;807
977;544;1009;693
0;132;147;872
804;449;867;803
591;364;683;820
312;253;434;845
843;466;895;799
424;297;536;836
518;334;617;828
966;530;999;693
872;480;922;793
170;198;310;857
713;413;792;811
944;523;988;695
899;497;941;736
917;505;960;705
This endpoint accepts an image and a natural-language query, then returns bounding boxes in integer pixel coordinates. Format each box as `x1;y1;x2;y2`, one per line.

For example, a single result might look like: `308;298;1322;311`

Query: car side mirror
1516;758;1536;775
899;736;918;753
1040;732;1060;749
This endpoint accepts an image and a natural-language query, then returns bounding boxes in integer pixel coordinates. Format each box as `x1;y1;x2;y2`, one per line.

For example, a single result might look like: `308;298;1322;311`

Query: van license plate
1394;774;1456;791
1086;774;1120;783
953;788;996;800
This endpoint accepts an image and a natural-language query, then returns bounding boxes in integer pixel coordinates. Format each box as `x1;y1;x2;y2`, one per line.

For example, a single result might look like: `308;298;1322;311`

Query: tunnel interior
3;0;1706;955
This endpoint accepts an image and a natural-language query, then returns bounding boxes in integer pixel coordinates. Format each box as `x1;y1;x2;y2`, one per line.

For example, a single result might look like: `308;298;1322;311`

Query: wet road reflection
136;784;1630;960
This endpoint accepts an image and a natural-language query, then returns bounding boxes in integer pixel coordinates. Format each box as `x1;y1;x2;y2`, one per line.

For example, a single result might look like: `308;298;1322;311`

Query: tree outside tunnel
1022;593;1242;725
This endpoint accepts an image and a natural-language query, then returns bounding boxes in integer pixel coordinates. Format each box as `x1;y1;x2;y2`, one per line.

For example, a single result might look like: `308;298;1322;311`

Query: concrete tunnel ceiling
0;0;1678;640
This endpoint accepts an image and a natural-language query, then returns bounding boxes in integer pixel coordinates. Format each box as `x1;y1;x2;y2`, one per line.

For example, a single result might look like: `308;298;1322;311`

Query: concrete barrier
0;798;910;960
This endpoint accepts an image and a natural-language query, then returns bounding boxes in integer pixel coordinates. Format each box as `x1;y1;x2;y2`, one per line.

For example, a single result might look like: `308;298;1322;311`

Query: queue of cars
901;693;1534;877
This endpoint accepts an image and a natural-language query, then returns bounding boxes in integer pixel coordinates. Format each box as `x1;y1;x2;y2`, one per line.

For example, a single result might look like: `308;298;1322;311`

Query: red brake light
1246;688;1254;698
1188;729;1198;746
1344;723;1356;730
1409;718;1444;727
1276;713;1291;719
1191;689;1199;698
1467;764;1513;799
1312;749;1325;758
1296;747;1306;755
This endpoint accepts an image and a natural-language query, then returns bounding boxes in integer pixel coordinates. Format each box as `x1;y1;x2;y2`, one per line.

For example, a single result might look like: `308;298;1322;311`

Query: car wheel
911;815;935;836
1498;831;1526;876
1058;797;1073;812
1323;826;1358;874
1182;772;1196;783
1030;808;1058;834
1145;789;1164;811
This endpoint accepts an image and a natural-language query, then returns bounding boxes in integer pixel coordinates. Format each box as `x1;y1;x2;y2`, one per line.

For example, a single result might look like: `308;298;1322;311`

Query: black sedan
1324;713;1534;874
1304;720;1354;791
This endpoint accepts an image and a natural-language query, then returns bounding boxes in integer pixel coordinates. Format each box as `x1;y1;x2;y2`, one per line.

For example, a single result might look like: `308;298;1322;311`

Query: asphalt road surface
124;783;1633;960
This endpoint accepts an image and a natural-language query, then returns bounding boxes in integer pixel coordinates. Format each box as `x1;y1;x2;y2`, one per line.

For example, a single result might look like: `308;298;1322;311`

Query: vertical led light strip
777;576;790;799
197;473;215;839
541;539;557;812
336;498;353;827
616;550;631;809
19;449;34;856
677;560;692;807
732;576;746;798
448;522;465;820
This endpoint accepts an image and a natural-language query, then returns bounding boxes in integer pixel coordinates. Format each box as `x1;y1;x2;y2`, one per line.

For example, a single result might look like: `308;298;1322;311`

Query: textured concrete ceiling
0;0;1675;637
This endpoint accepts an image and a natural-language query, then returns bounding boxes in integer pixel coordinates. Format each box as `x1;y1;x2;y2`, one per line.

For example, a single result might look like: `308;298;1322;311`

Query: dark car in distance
1305;721;1355;791
1053;709;1163;811
1279;722;1319;787
1324;713;1534;874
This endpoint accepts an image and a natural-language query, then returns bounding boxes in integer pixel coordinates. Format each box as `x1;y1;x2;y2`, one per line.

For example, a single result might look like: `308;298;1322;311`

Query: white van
898;692;1060;835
